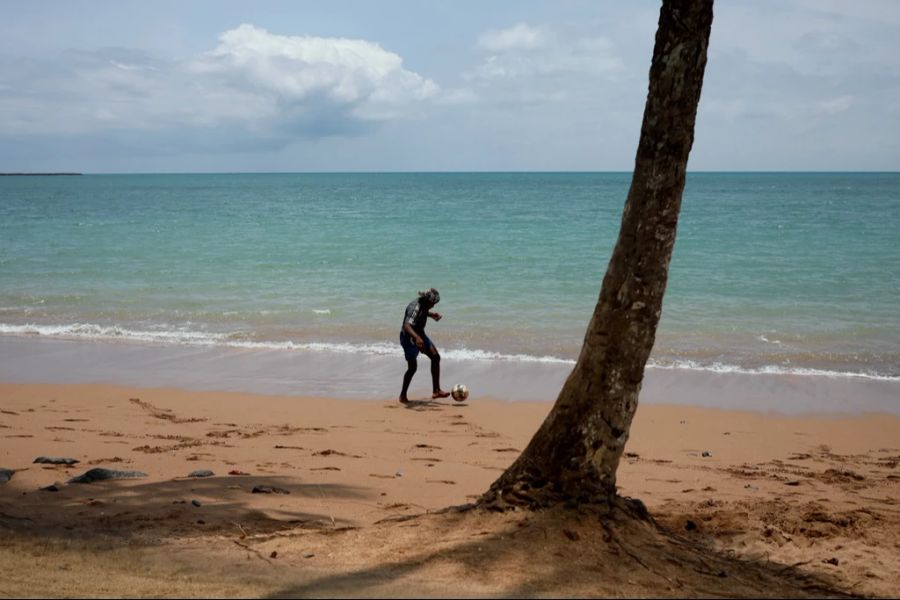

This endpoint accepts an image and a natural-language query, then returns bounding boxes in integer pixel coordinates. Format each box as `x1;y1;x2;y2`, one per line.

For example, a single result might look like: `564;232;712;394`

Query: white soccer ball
451;383;469;402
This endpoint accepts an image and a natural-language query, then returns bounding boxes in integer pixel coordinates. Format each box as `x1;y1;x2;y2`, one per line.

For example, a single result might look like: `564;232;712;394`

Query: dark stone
68;468;147;484
41;482;62;492
252;485;290;494
188;470;214;478
0;468;14;483
191;499;202;507
684;519;698;531
34;457;79;465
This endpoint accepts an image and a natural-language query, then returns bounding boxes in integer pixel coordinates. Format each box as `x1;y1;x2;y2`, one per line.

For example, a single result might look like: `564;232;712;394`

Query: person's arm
428;311;442;321
403;322;425;348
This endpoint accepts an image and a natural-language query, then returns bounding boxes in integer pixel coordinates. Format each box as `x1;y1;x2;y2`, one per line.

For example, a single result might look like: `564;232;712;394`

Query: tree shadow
1;474;372;542
261;504;858;599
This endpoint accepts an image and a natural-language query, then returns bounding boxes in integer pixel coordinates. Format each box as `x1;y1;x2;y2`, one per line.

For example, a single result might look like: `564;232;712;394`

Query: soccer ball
451;383;469;402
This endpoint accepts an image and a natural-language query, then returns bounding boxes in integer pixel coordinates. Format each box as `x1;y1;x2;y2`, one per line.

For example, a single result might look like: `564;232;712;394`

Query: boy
399;288;450;403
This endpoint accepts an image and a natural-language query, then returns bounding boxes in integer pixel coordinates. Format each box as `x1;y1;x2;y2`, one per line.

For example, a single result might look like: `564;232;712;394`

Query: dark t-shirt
401;299;428;335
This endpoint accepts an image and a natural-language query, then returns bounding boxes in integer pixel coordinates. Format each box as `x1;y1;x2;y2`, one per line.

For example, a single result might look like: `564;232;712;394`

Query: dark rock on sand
34;456;80;465
252;485;290;494
0;468;14;483
68;468;147;484
41;482;63;492
188;470;214;478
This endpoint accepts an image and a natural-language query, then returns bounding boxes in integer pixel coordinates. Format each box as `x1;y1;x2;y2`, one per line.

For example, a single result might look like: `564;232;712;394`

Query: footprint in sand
313;449;364;458
129;398;206;424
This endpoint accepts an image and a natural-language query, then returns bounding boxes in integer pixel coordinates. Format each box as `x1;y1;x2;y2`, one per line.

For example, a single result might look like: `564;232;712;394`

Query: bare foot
399;396;410;404
432;390;450;399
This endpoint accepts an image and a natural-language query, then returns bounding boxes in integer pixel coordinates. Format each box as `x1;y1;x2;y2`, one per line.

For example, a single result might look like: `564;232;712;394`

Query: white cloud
0;24;439;143
478;23;548;52
817;95;853;115
468;23;624;86
191;24;437;109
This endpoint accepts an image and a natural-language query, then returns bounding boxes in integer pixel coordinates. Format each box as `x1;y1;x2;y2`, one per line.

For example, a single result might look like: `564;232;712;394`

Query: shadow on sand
259;503;857;599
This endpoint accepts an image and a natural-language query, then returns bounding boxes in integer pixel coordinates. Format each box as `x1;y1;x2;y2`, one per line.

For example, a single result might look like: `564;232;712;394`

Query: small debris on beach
40;482;63;492
0;468;14;483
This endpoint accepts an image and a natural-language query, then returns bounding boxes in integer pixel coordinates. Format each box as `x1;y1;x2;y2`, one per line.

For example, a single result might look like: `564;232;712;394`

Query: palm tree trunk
479;0;714;510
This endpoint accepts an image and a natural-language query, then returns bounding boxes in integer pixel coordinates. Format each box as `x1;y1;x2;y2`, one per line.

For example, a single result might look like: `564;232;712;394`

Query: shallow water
2;172;898;394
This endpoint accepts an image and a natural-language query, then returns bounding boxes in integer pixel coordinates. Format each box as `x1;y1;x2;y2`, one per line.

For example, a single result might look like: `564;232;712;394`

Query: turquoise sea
1;172;899;384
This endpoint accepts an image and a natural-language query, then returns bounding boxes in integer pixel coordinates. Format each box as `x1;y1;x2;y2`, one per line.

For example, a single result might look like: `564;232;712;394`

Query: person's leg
399;358;417;403
423;343;449;398
399;331;420;403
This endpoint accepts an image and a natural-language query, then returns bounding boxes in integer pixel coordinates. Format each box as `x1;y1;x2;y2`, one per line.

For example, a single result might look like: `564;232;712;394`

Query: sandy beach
2;381;899;597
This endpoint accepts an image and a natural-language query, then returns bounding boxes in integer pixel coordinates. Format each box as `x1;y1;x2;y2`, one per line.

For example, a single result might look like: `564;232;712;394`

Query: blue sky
1;1;898;172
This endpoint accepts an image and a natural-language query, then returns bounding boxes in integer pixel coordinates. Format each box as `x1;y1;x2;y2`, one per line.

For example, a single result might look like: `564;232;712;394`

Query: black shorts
399;331;434;361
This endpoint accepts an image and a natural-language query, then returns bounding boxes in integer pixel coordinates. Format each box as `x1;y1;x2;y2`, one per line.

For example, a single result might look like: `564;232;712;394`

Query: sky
0;1;898;173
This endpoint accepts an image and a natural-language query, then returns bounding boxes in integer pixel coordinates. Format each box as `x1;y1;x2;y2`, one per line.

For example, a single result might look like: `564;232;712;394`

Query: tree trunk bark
479;0;714;510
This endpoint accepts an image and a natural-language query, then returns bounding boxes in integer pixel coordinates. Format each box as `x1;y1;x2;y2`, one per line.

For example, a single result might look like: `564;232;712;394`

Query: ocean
1;172;898;411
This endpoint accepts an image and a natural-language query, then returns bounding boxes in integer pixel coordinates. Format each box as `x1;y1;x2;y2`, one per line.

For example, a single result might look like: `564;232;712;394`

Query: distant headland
1;172;83;176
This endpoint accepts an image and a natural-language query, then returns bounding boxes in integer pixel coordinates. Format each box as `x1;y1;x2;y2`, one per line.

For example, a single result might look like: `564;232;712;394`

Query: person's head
419;288;440;308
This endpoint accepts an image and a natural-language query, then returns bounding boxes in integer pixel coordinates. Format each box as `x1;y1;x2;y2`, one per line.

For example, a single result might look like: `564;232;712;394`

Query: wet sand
2;336;898;413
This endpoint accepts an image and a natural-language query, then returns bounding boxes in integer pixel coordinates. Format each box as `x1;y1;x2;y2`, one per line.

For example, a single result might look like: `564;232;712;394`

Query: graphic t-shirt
401;299;428;335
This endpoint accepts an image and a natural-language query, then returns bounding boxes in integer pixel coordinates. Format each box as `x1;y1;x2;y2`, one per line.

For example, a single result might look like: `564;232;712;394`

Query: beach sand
1;382;899;597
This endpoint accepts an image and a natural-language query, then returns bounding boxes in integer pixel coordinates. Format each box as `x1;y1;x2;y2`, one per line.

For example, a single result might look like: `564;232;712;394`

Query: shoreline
2;381;899;597
2;335;898;415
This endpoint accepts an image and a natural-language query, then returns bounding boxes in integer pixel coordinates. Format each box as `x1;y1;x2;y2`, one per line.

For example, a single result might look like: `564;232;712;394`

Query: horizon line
7;169;898;176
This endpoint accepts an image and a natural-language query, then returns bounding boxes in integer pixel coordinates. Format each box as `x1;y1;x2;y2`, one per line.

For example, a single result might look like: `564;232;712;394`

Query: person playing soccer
399;288;450;403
